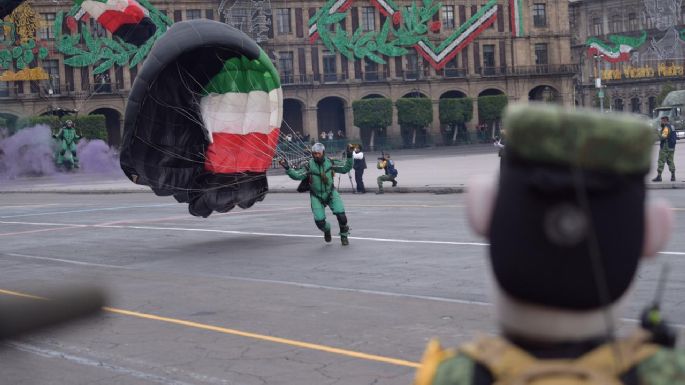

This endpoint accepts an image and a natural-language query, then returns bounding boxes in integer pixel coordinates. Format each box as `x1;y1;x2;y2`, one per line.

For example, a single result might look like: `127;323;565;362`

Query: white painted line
6;342;196;385
1;254;683;330
4;253;130;269
0;204;176;219
0;204;60;209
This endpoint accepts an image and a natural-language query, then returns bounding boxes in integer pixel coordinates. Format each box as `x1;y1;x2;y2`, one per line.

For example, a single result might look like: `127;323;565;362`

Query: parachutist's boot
652;174;662;182
671;173;676;182
340;226;349;246
317;220;332;243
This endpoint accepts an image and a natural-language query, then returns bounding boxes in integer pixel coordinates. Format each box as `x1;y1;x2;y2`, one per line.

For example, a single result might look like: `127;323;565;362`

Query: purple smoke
0;125;57;179
0;125;120;180
76;138;120;174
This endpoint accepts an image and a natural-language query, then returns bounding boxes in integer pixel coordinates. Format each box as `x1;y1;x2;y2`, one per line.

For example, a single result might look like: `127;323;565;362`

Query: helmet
65;120;74;126
311;142;325;153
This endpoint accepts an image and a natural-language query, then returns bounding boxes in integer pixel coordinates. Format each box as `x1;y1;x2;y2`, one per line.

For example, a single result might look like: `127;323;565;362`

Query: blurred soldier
280;142;354;245
652;116;676;182
413;105;682;385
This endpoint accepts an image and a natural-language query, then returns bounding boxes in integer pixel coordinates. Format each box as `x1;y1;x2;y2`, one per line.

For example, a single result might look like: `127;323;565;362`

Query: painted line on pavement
0;204;60;209
0;288;420;369
0;204;176;219
0;226;83;237
4;253;130;269
7;342;196;385
3;253;684;328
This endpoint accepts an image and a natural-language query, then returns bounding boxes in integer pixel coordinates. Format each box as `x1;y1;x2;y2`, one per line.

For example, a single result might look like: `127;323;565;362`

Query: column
345;105;358;140
303;106;318;140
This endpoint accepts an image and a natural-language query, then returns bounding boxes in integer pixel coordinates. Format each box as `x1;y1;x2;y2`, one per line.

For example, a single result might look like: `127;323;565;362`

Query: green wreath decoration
312;0;441;64
54;0;172;74
0;22;49;70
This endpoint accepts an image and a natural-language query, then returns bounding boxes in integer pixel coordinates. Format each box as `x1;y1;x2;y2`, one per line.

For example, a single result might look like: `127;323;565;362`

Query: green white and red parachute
586;32;647;63
120;20;283;217
69;0;156;46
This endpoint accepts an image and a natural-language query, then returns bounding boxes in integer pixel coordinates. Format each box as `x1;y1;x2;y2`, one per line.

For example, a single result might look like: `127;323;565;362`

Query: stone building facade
1;0;576;146
570;0;685;115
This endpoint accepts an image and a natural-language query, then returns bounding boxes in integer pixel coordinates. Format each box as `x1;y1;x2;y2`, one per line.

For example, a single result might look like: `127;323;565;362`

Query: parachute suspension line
570;165;623;367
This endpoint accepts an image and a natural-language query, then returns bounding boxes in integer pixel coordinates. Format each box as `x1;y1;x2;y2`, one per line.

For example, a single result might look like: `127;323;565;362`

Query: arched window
648;96;657;117
614;98;624;111
631;97;641;113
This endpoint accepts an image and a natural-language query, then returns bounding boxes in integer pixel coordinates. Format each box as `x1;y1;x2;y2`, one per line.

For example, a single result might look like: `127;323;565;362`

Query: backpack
386;160;398;177
458;330;659;385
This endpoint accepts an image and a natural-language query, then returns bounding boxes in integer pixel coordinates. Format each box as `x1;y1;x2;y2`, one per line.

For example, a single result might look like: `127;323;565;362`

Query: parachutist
283;142;353;245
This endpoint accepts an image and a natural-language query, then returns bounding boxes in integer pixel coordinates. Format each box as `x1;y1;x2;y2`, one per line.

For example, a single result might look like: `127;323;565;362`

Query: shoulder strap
460;335;537;380
574;329;660;376
460;331;660;385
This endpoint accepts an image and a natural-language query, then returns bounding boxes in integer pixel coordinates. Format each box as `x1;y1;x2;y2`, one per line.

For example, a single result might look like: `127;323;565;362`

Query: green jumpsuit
54;126;81;168
286;155;353;236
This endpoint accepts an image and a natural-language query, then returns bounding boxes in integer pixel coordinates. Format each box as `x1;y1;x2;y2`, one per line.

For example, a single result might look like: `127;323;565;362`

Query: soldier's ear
642;198;673;257
466;174;498;237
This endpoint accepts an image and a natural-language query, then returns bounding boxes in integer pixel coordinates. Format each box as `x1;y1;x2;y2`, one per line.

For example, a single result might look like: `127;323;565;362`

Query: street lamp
593;54;605;113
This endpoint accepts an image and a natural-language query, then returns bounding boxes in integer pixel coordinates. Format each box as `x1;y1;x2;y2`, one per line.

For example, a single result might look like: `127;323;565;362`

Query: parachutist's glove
279;159;290;170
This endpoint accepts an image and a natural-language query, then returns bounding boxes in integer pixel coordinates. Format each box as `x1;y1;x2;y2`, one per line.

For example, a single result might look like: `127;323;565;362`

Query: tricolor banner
73;0;156;46
510;0;523;37
308;0;498;70
201;53;283;174
586;32;647;63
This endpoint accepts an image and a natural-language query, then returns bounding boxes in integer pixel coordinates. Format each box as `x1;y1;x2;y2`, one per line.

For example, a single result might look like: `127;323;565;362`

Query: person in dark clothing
652;116;676;182
352;144;366;193
413;105;682;385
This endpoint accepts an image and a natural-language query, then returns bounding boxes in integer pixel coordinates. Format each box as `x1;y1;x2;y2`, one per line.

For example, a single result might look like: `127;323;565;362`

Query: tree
477;95;508;138
439;98;473;145
657;83;676;106
397;98;433;148
353;98;392;149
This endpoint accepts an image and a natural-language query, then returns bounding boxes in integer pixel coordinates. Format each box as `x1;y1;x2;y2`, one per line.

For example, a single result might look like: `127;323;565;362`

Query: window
533;4;546;27
278;51;294;83
592;17;603;35
442;5;455;29
323;50;337;82
628;13;638;30
610;15;622;33
483;44;495;74
443;57;463;77
39;13;56;40
0;82;8;97
406;51;419;79
535;43;548;65
649;97;657;116
631;97;641;113
94;71;111;93
174;10;182;22
364;58;378;80
614;98;624;112
186;9;202;20
44;59;60;94
230;8;250;32
362;7;375;31
276;8;291;34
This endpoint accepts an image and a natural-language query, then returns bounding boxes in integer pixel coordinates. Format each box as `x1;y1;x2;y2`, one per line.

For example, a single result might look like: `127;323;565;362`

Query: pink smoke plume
0;125;120;180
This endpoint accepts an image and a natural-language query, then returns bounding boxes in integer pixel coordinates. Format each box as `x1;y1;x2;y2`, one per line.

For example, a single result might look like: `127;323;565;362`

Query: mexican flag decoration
509;0;524;37
586;32;647;63
73;0;156;46
201;53;283;174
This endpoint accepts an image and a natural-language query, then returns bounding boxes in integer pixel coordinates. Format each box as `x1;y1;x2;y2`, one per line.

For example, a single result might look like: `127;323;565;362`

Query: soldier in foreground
414;105;683;385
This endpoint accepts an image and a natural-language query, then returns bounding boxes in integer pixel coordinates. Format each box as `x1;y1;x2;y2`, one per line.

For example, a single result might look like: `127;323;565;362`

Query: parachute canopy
0;0;25;18
73;0;156;46
120;19;282;217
